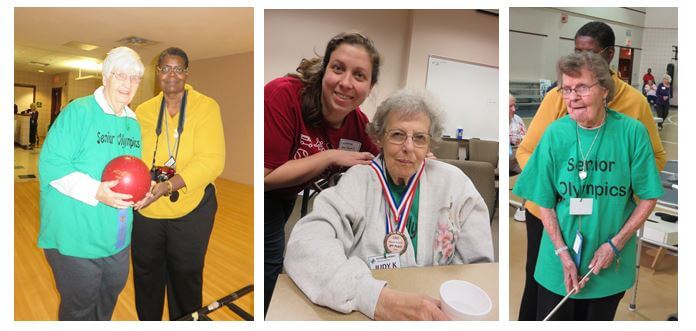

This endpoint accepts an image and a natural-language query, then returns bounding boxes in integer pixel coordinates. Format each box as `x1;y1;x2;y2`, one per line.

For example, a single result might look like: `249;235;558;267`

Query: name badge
572;230;583;267
164;156;176;168
368;253;401;270
338;139;362;152
569;198;593;215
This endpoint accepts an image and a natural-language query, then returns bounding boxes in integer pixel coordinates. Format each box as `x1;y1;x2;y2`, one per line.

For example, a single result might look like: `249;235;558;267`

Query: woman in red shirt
264;32;382;315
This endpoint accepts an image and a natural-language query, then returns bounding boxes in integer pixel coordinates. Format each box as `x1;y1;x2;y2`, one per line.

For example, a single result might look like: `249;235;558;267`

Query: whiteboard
425;56;498;141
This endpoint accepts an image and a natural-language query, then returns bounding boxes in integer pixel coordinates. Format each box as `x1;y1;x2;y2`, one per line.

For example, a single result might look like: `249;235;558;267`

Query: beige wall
265;9;498;119
265;9;412;118
187;52;254;185
13;70;76;138
14;69;141;138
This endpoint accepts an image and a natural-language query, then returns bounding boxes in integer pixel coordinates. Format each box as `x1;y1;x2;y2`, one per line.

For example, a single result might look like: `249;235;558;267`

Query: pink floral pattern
433;206;458;265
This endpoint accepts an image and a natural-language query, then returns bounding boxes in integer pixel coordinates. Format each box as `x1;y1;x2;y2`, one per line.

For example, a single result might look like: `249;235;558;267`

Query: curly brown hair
288;32;381;128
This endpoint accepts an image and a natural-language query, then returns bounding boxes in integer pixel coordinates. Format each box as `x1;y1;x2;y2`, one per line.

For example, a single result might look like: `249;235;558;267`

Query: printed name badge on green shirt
570;198;593;215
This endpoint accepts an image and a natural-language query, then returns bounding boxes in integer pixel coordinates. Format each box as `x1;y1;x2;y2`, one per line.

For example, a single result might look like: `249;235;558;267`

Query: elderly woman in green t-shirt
512;52;663;321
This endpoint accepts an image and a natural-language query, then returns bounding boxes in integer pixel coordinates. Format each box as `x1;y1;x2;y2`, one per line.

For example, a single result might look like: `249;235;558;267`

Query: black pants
518;209;544;320
132;184;217;320
656;103;670;126
264;193;296;316
537;285;625;321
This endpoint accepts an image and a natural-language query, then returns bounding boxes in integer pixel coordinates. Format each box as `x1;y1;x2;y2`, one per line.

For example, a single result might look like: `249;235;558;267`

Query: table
658;160;678;210
266;263;498;320
629;210;678;312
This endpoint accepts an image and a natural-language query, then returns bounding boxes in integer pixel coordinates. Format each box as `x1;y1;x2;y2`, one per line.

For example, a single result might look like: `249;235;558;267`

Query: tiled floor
14;145;41;183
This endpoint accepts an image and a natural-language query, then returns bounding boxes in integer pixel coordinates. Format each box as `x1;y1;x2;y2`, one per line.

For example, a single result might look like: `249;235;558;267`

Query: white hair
663;74;672;83
101;47;144;83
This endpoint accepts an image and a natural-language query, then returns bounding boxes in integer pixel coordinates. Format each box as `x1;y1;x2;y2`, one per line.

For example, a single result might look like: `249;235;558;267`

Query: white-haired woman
513;52;663;320
38;46;145;320
655;74;672;130
285;89;494;320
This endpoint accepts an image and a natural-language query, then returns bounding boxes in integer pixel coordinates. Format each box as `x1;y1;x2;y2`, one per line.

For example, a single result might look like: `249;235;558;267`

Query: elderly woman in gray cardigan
284;89;494;320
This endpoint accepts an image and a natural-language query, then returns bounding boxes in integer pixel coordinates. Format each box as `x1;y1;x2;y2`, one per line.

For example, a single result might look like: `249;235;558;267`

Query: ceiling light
63;41;100;51
29;61;50;67
64;59;102;71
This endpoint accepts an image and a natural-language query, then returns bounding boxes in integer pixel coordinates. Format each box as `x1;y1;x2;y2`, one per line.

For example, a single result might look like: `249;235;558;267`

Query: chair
468;139;499;177
300;173;343;217
442;159;497;222
432;140;460;160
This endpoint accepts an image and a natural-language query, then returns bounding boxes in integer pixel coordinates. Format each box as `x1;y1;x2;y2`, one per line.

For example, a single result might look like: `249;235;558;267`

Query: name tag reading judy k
368;253;401;270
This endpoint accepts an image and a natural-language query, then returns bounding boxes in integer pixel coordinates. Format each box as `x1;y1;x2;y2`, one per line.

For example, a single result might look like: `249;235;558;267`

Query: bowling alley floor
14;144;254;320
508;110;678;321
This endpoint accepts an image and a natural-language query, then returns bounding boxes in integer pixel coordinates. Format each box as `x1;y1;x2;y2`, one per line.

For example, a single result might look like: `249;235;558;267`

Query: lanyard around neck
150;90;187;169
370;156;425;234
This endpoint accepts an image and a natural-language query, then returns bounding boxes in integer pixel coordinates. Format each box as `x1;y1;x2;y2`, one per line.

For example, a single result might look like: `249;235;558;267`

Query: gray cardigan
285;159;494;318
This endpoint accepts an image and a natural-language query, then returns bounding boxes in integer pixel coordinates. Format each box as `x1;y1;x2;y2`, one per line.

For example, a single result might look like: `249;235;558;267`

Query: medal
384;232;408;254
370;156;425;255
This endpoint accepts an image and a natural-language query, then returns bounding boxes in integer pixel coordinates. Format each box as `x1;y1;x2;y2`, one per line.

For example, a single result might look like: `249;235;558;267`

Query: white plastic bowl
439;280;492;320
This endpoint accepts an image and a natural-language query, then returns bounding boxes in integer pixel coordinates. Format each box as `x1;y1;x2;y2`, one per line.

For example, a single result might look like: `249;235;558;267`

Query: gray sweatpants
44;247;130;320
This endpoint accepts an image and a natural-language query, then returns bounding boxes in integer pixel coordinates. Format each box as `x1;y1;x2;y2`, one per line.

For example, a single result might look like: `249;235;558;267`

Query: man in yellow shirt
514;21;666;320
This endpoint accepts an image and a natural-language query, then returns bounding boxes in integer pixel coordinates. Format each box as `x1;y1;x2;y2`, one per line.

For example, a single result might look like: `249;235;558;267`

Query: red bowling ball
101;155;150;203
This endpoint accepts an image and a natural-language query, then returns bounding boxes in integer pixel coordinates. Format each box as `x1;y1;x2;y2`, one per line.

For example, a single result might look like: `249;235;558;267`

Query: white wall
510;7;647;84
405;10;498;89
639;7;678;105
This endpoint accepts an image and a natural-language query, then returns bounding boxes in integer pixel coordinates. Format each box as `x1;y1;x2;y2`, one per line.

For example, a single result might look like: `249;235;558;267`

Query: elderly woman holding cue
513;52;663;321
284;89;494;320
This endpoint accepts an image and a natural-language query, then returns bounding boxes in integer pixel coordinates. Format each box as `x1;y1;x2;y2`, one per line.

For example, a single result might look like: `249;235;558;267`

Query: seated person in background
284;89;494;320
509;93;527;222
509;93;526;175
644;79;657;107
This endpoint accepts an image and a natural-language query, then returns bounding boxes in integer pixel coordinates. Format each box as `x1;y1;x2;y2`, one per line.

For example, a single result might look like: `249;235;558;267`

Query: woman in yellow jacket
133;47;225;320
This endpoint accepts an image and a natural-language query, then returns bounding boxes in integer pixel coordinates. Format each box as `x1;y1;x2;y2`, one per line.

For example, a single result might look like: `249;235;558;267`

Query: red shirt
265;76;379;198
643;73;654;85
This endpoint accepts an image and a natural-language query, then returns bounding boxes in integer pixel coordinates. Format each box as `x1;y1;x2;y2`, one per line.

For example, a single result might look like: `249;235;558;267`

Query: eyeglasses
157;66;188;75
559;81;600;98
385;129;431;147
111;72;142;84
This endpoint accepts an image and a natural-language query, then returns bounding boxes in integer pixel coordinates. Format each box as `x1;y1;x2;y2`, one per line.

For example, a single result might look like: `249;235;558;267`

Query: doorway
618;47;634;85
50;87;63;126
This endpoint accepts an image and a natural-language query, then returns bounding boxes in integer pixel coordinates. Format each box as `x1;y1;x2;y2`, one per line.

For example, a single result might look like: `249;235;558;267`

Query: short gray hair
102;47;144;82
557;51;615;103
662;74;672;83
367;89;445;146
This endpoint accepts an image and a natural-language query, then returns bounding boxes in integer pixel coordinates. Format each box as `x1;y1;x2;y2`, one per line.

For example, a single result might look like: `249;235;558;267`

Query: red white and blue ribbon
369;156;426;236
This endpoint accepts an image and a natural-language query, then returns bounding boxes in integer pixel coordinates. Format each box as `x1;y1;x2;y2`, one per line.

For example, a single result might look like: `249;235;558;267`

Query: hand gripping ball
101;155;150;203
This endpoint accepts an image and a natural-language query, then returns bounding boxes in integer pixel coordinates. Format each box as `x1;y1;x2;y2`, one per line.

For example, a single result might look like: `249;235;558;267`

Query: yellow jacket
516;72;666;218
136;84;225;218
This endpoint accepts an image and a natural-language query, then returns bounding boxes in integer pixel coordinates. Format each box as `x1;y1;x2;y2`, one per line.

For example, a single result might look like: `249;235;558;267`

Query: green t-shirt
512;109;663;298
38;94;142;259
385;171;420;257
